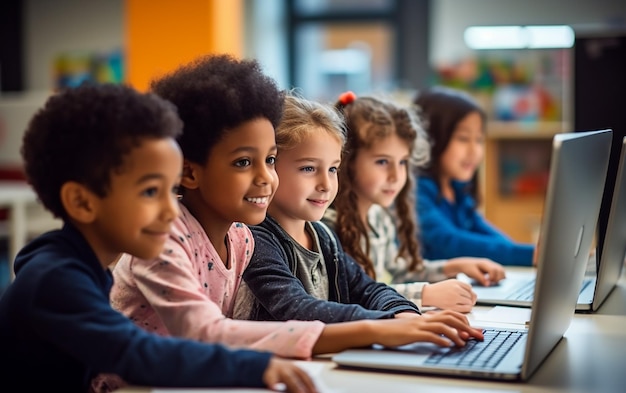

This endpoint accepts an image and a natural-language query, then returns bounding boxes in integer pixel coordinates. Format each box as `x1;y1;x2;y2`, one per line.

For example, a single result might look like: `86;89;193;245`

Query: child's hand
421;279;477;312
444;257;506;286
263;357;318;393
378;310;484;347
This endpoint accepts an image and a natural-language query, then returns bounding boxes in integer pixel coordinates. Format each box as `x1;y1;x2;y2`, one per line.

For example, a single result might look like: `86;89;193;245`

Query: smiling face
89;137;183;262
183;118;279;237
269;128;342;235
439;110;485;184
352;133;411;211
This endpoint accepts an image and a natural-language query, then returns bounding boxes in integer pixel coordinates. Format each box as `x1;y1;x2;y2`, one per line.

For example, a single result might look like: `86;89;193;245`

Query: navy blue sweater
242;215;421;323
0;224;271;392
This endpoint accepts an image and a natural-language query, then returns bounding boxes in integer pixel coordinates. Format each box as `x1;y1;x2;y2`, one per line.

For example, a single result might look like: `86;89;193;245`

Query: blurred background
1;0;625;293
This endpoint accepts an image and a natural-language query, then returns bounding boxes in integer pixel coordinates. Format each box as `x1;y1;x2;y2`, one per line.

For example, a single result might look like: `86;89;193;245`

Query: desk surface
115;270;626;393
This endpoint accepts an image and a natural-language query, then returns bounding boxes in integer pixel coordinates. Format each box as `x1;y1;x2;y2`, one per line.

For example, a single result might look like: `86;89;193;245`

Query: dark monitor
574;28;626;267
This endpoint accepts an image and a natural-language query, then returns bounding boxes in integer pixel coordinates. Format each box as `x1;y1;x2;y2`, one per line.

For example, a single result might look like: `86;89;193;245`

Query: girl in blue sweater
414;86;535;266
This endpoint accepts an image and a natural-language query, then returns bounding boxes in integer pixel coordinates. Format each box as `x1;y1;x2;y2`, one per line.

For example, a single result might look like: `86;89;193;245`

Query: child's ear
181;160;200;190
60;181;98;223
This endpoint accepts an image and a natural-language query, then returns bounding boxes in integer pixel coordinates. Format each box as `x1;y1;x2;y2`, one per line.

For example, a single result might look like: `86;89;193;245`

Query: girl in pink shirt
93;54;483;392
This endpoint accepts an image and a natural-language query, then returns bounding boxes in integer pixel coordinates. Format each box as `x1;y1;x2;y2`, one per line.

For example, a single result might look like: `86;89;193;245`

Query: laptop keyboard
506;278;594;301
424;329;526;369
506;280;536;301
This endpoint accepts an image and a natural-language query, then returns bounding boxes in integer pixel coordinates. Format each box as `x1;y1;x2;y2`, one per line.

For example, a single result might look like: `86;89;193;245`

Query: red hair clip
338;91;356;105
335;91;356;112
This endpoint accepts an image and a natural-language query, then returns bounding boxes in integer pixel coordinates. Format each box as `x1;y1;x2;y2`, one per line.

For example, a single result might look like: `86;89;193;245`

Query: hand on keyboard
382;310;484;348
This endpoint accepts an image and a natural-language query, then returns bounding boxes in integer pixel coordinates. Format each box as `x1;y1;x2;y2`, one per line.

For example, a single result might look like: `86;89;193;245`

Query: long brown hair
333;95;430;279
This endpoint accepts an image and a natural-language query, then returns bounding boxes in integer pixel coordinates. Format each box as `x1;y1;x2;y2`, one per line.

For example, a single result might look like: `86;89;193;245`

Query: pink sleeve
128;233;324;359
216;319;325;359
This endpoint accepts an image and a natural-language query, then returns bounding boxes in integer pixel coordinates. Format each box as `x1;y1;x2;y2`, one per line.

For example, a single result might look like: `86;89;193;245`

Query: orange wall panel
125;0;242;91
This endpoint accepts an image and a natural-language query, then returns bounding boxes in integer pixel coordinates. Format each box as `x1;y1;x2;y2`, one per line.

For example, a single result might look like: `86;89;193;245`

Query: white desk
0;181;61;280
312;313;626;393
114;274;626;393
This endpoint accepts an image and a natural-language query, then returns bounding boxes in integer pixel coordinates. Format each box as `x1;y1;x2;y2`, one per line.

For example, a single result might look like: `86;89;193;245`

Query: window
286;0;429;102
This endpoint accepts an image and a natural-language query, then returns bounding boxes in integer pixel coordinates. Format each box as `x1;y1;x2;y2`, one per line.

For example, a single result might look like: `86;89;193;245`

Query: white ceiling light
464;25;574;49
526;25;575;48
464;26;527;49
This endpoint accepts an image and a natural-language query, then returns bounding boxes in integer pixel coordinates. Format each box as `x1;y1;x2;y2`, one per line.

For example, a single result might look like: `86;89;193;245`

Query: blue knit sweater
417;176;534;266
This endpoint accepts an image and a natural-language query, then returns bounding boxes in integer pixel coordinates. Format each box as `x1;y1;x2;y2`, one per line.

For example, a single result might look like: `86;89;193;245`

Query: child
232;92;484;342
0;83;316;393
324;93;505;313
414;86;535;266
103;55;482;391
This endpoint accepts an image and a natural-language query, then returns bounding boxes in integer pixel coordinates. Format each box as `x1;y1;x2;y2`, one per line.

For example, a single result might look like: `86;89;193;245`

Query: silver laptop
333;129;612;381
590;135;626;311
468;130;624;312
465;263;597;310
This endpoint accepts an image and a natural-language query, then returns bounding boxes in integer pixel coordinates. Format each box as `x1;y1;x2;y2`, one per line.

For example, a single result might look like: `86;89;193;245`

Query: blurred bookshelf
434;48;572;244
482;121;568;243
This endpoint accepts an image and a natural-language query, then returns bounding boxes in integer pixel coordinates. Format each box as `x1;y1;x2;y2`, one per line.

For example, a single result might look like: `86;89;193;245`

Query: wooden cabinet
481;121;568;244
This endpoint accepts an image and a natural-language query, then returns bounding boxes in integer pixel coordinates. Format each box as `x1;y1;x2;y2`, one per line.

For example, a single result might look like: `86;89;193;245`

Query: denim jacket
237;215;421;323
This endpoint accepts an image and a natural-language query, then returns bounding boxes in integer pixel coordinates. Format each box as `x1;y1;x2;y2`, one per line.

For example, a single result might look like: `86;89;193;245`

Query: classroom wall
2;0;626;167
18;0;626;93
24;0;124;92
1;0;243;166
125;0;243;92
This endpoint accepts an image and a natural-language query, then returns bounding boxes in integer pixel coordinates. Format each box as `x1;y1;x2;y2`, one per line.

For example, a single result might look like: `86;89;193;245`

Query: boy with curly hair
0;83;317;393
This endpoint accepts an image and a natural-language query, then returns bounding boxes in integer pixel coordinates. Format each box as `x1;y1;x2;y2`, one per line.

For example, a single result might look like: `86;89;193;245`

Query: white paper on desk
151;360;341;393
471;306;531;327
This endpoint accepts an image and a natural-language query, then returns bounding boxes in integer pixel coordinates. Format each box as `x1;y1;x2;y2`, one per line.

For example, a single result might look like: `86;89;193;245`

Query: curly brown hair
21;83;182;220
333;95;430;279
150;54;284;167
